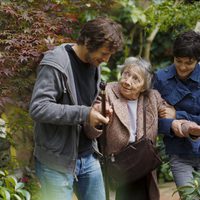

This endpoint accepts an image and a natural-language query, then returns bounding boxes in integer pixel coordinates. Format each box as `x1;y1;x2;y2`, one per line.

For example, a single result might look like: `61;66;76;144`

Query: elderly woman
86;57;200;200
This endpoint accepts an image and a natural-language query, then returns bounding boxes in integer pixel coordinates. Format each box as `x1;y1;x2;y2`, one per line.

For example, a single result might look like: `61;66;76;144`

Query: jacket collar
190;63;200;82
110;82;124;100
109;83;130;132
109;82;145;140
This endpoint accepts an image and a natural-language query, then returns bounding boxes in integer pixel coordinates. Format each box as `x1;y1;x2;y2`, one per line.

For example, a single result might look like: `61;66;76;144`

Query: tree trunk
143;23;160;61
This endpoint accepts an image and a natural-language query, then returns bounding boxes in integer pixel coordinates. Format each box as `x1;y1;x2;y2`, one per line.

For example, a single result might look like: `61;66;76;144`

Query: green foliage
3;107;33;147
158;161;173;183
100;62;122;82
174;171;200;200
156;135;173;183
2;106;34;168
114;0;200;34
110;0;200;62
117;0;146;24
0;119;6;139
0;118;11;168
144;0;200;33
101;63;112;83
0;170;30;200
22;175;41;200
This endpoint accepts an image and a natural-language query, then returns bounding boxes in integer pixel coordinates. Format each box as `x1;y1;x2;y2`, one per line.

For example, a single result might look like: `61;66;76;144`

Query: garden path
159;181;180;200
73;181;180;200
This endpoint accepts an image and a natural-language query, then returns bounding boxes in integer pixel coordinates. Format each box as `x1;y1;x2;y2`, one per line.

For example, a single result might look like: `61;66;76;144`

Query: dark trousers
115;176;149;200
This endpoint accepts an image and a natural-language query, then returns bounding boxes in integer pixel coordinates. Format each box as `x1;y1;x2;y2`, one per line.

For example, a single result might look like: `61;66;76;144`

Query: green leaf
101;75;109;82
11;194;22;200
197;189;200;196
192;171;200;178
17;189;31;200
183;188;195;195
5;176;17;188
0;186;11;200
101;66;111;73
0;170;5;177
15;182;25;190
0;180;3;186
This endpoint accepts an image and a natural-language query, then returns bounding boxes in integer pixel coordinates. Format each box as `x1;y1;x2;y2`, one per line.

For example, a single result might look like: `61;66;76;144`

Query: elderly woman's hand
181;121;200;139
171;119;189;138
159;104;176;119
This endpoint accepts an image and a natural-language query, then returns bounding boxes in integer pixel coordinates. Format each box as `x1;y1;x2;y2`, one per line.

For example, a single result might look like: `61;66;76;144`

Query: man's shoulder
155;64;175;80
146;89;161;99
40;43;74;73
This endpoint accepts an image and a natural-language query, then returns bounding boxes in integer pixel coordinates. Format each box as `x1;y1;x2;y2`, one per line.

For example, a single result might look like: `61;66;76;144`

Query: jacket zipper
63;74;79;181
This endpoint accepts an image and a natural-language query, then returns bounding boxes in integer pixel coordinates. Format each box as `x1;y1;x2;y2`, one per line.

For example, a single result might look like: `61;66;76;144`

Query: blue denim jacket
153;63;200;156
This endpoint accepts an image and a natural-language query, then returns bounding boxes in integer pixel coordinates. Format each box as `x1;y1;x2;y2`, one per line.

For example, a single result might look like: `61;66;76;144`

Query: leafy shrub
0;170;30;200
156;135;173;183
174;171;200;200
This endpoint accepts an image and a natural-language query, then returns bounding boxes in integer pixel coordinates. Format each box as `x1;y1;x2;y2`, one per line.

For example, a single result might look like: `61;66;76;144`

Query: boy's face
85;45;114;67
174;57;197;80
118;66;145;100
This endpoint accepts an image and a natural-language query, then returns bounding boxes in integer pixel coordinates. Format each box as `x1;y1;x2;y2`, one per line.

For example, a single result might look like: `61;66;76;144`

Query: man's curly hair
77;17;124;53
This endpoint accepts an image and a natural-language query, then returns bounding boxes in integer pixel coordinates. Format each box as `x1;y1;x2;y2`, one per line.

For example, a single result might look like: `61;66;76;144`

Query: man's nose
179;64;187;71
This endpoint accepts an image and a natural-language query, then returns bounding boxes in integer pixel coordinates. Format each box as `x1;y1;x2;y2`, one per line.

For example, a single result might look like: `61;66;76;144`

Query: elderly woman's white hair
120;57;153;91
117;57;138;69
124;57;139;65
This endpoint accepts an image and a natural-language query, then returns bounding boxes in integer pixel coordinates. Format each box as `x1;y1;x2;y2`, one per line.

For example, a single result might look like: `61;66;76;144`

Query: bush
0;0;79;110
0;170;30;200
174;171;200;200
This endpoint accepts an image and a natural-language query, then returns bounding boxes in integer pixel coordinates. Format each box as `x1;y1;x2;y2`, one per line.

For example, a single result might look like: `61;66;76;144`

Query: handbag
106;96;162;187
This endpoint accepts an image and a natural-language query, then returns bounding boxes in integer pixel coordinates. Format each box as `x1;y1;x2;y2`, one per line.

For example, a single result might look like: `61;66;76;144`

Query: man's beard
85;52;100;67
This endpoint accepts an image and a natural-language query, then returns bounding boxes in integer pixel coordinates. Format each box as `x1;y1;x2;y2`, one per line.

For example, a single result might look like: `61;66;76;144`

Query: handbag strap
143;95;147;138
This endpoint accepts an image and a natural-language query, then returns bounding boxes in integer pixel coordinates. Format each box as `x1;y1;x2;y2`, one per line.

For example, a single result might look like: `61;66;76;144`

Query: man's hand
88;107;109;128
159;104;176;119
92;101;113;119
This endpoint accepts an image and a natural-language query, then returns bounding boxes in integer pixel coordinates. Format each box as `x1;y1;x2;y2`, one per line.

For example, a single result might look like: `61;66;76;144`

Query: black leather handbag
106;97;162;187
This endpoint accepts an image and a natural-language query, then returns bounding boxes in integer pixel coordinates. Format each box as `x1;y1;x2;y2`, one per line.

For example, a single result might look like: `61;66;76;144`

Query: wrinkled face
118;67;145;100
85;45;114;67
174;57;197;80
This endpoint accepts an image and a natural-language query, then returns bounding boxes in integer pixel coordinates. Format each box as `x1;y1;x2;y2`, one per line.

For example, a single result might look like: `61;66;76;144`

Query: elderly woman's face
119;67;145;100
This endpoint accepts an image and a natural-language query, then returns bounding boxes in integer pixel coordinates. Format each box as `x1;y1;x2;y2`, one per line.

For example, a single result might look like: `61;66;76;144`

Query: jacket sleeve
29;65;91;125
83;123;103;139
176;111;200;124
154;72;200;125
153;90;175;137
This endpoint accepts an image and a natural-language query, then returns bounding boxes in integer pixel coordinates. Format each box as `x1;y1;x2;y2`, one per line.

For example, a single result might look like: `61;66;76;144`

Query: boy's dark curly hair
173;30;200;61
